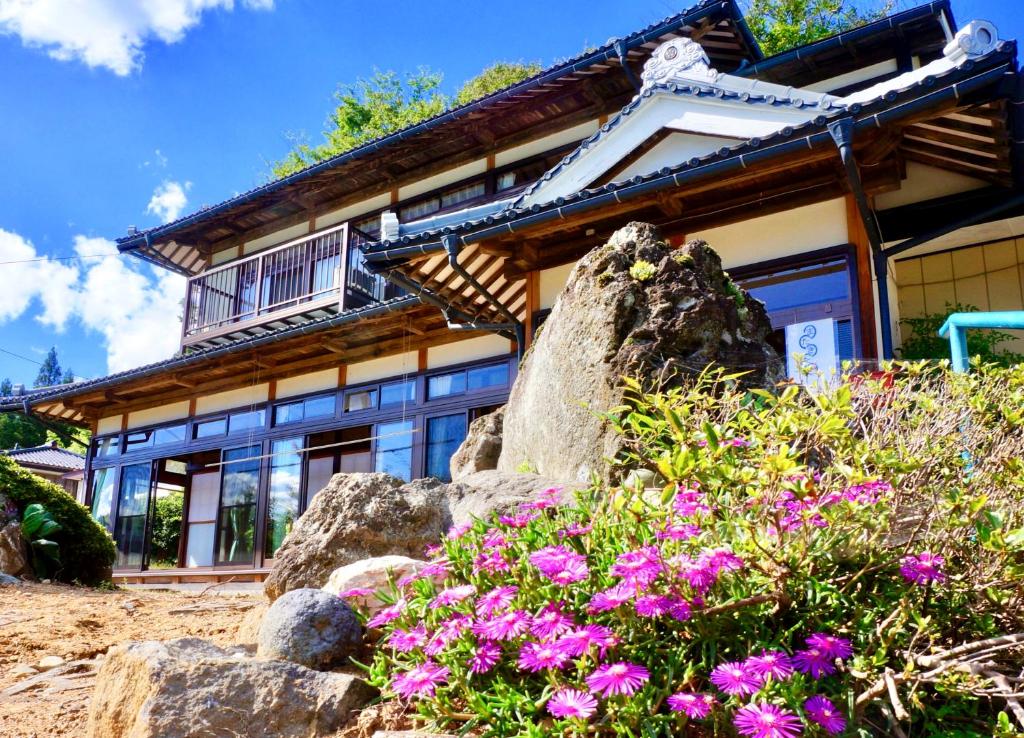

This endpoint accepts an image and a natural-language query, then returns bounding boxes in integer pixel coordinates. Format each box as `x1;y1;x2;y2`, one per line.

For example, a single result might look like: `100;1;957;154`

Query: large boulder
0;521;31;579
446;470;576;524
498;223;779;482
86;638;376;738
257;588;361;670
323;555;427;615
450;406;504;481
264;473;451;601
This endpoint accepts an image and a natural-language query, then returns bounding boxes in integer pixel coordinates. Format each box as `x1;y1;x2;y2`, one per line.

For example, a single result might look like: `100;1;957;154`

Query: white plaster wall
495;120;599;168
97;415;122;435
804;59;899;93
194;384;270;415
399;159;488;202
690;198;849;269
539;262;576;310
317;192;393;229
616;132;740;181
126;401;190;430
346;351;418;386
243;223;310;255
276;368;339;399
427;335;511;369
211;247;235;266
875;161;987;211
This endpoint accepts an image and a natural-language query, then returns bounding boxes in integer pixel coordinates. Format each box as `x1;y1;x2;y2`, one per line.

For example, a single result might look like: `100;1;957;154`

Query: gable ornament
640;37;717;90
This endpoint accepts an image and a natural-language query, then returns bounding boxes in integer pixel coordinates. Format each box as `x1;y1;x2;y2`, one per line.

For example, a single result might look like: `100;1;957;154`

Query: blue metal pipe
938;311;1024;371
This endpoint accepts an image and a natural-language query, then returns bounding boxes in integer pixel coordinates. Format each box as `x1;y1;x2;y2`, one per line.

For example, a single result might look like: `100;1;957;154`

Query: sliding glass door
216;445;260;566
264;437;302;560
113;462;153;570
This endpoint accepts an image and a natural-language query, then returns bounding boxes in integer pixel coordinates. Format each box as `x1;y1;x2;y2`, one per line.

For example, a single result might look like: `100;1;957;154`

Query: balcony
182;223;403;349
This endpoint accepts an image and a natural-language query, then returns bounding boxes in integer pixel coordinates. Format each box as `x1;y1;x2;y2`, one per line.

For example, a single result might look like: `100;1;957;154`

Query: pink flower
522;485;564;511
587;582;636;613
388;624;427;652
805;695;846;735
366;600;405;628
473;549;510;574
391;661;449;699
710;661;762;696
424;543;443;558
744;650;795;681
673;486;711;517
547;688;598;719
558;624;616;657
673;555;719;594
448;522;473;539
559;522;593;538
530;545;590;585
518;640;570;671
482;528;510;550
792;647;834;679
400;559;449;586
655;522;702;540
634;594;673;618
336;587;375;600
668;597;692;622
900;552;945;586
468;640;501;674
476;585;518;617
805;633;852;661
586;661;650;697
610;546;664;587
530;602;575;639
432;584;476;607
473;609;531;641
424;615;471;656
499;511;538;528
733;702;802;738
667;691;717;719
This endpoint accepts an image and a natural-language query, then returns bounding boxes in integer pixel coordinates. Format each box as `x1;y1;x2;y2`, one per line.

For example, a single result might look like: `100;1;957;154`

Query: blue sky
0;0;1019;387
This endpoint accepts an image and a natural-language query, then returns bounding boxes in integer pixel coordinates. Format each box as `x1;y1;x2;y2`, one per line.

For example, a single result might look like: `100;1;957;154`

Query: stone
10;664;37;677
257;588;361;670
264;473;451;601
37;655;64;670
234;602;268;646
0;572;21;586
446;470;577;525
86;638;376;738
449;406;504;480
497;224;779;482
0;521;31;579
323;555;426;615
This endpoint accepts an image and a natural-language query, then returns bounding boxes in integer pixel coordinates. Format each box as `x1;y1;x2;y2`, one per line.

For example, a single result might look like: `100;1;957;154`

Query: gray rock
0;572;22;586
86;637;376;738
0;521;31;579
498;223;779;482
264;473;451;601
257;588;362;670
447;470;577;525
450;406;504;481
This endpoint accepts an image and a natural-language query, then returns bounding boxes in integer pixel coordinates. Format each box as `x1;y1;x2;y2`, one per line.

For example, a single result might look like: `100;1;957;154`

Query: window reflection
265;437;302;559
375;420;414;481
114;463;151;568
216;446;260;565
426;414;467;482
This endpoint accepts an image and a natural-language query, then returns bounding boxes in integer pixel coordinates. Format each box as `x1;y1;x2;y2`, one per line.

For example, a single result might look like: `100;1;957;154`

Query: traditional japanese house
3;0;1021;584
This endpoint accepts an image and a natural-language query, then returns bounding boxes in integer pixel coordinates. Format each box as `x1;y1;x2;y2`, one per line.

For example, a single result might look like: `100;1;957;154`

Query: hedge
0;455;115;585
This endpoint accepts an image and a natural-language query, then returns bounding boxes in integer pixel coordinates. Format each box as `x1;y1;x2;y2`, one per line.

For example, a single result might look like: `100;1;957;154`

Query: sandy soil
0;582;260;738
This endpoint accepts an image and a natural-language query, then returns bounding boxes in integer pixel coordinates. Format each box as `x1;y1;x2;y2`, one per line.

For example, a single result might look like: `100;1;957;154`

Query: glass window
400;196;440;222
216;446;260;565
496;172;518;191
194;418;227;439
114;463;152;569
274;394;335;426
374;420;414;482
345;388;378;412
265;437;303;559
153;424;187;446
228;409;265;434
380;380;415;407
90;467;116;532
185;468;220;568
738;259;850;312
467;363;509;391
441;181;486;209
274;401;303;426
94;436;120;457
425;414;467;483
123;431;155;452
428;371;467;399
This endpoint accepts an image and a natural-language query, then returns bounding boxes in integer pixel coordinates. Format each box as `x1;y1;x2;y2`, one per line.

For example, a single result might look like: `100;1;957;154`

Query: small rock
0;572;21;586
257;588;362;670
10;664;37;677
41;578;51;584
323;555;426;615
37;655;65;670
122;600;137;612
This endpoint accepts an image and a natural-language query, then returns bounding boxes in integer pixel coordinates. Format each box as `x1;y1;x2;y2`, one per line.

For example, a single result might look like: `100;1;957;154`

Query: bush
898;302;1024;365
0;455;115;585
356;364;1024;737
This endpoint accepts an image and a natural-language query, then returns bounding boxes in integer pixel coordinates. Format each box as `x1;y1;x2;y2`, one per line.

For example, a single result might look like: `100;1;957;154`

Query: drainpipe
828;117;894;359
614;39;643;93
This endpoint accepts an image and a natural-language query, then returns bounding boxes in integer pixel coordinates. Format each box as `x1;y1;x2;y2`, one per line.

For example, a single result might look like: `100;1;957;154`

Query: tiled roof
4;444;85;472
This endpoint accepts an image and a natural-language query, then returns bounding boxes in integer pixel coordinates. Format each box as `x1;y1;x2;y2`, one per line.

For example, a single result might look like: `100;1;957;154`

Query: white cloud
0;0;274;76
0;228;185;373
146;180;191;223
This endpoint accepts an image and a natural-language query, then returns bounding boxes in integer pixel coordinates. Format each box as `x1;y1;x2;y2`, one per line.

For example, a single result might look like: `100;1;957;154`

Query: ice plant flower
518;640;570;671
473;549;510;574
387;624;427;652
476;585;518;617
547;688;598;719
432;584;476;607
498;511;539;528
468;640;501;674
474;609;531;641
745;650;795;681
805;633;853;661
336;587;375;600
558;522;593;538
530;602;575;639
792;647;835;679
667;691;717;719
733;702;802;738
668;597;692;622
390;661;450;700
673;486;711;517
367;600;406;629
558;624;616;657
710;661;762;696
805;695;846;735
447;522;473;540
424;615;471;656
482;528;510;550
610;546;664;587
586;661;650;697
900;552;946;586
587;582;636;613
634;594;673;618
655;521;702;540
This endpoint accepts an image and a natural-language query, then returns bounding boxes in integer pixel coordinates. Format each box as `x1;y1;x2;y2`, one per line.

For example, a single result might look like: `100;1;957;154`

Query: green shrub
0;455;115;585
354;364;1023;737
629;260;657;282
21;503;62;578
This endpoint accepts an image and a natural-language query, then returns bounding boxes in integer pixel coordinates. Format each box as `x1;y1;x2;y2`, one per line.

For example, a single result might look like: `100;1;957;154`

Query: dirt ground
0;582;261;738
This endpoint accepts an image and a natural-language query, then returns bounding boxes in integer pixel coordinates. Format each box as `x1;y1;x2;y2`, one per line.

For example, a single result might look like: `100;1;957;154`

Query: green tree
149;490;184;568
34;347;63;388
743;0;895;56
0;378;11;396
272;62;541;178
0;413;47;450
61;368;75;384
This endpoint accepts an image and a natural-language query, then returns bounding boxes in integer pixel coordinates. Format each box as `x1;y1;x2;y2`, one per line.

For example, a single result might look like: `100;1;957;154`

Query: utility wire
0;253;119;265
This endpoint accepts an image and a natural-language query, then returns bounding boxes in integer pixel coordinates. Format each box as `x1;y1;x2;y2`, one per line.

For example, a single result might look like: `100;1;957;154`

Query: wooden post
418;348;428;372
846;195;879;360
337;365;347;388
523;270;539;349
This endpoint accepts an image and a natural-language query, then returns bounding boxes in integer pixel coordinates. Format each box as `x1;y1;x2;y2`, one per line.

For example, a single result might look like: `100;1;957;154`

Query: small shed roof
4;442;86;473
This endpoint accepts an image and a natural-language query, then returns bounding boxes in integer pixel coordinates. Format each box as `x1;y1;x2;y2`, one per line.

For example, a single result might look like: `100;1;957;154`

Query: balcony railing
182;223;402;345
